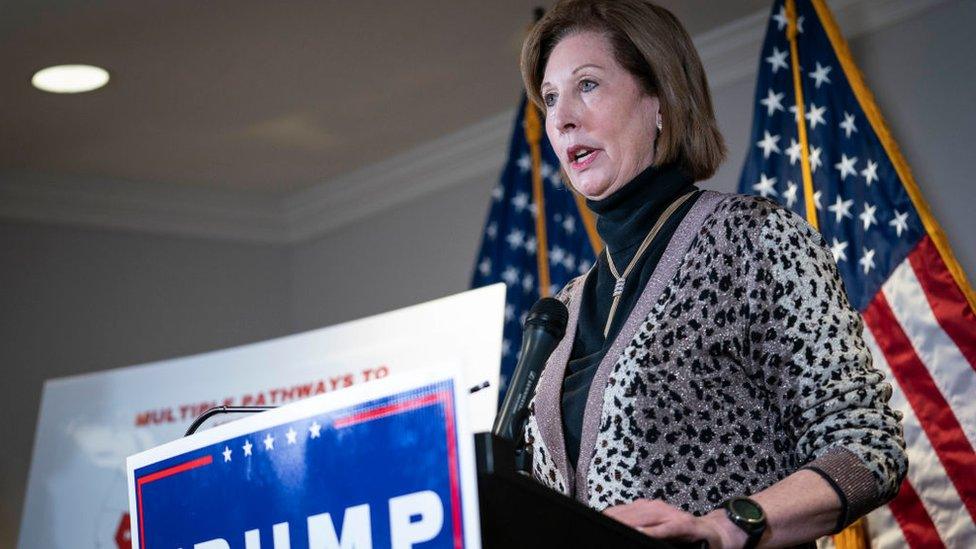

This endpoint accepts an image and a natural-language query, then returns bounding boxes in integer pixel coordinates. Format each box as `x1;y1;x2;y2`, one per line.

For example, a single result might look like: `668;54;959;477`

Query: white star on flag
839;112;857;138
501;266;519;286
549;170;563;187
783;181;799;208
309;421;322;439
501;338;511;357
223;446;232;462
578;259;592;274
516;153;531;173
766;47;789;73
806;103;827;129
773;6;789;30
828;195;854;224
485;222;497;240
524;237;538;254
243;440;253;457
760;89;785;117
550;246;566;265
834;154;858;181
813;190;823;211
506;229;524;250
830;238;849;263
504;303;514;322
861;160;879;186
521;273;534;293
809;146;823;172
859;247;876;274
512;192;529;212
808;62;832;88
491;185;504;201
860;203;878;231
753;173;778;198
286;427;298;445
562;216;576;234
263;433;275;451
478;258;491;277
756;131;781;159
890;210;910;237
786;139;802;165
563;254;577;272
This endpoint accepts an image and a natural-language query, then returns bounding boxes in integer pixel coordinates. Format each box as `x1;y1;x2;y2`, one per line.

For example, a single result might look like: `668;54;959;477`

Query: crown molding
0;0;947;244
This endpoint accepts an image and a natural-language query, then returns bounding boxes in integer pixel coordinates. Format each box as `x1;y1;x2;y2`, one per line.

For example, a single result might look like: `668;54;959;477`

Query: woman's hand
603;499;747;549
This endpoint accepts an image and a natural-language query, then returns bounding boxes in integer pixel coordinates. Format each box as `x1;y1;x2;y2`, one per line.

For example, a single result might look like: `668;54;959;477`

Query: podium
475;433;681;548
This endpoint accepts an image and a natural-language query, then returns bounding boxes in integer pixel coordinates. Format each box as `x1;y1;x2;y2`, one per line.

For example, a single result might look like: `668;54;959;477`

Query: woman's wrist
703;509;750;549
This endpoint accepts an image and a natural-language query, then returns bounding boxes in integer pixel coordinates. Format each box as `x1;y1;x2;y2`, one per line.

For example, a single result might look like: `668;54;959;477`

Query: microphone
492;297;569;443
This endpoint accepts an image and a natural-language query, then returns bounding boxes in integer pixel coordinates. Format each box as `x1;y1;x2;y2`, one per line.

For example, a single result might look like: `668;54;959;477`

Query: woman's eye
543;92;557;108
580;79;598;92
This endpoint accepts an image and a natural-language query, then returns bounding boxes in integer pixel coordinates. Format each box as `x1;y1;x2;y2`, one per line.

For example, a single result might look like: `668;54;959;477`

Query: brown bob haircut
521;0;726;182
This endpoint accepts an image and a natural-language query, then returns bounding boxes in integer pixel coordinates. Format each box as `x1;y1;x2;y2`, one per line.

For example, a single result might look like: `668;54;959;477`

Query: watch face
730;498;765;524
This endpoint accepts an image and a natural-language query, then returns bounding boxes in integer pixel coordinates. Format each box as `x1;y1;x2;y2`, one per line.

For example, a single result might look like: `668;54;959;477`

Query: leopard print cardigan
523;191;907;531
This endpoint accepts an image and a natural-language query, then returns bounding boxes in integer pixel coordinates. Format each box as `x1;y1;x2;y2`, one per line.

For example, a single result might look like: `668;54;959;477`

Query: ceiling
0;0;771;195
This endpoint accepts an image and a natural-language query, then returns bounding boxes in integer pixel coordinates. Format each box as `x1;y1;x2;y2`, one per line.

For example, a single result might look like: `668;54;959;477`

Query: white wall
3;1;974;546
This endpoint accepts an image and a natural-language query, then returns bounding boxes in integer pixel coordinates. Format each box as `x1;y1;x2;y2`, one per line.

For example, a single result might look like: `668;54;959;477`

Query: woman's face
541;31;659;200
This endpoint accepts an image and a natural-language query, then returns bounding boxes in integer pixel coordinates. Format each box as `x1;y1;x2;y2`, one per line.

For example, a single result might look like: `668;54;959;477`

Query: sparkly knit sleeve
750;201;908;531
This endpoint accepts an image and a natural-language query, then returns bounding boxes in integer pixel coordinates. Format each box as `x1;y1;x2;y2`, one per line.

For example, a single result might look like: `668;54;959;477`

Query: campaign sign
126;369;480;549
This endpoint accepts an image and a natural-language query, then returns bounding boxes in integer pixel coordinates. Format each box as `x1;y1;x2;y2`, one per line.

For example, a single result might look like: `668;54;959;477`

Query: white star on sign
808;62;832;88
839;112;858;138
223;446;232;462
753;173;778;198
860;203;878;231
783;181;799;208
859;247;876;274
766;47;789;73
756;131;781;159
286;427;298;445
309;421;322;439
243;440;253;457
512;192;529;212
890;210;910;237
760;89;785;117
773;5;789;30
828;195;854;224
830;238;849;263
263;433;275;451
809;146;823;173
806;103;827;129
506;229;524;250
786;139;802;165
861;160;879;186
834;154;858;181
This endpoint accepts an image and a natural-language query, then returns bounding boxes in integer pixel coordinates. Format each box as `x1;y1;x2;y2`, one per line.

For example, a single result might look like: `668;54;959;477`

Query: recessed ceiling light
32;64;110;94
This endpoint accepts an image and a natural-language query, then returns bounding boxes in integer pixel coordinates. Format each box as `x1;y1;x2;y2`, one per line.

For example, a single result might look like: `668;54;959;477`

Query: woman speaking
518;1;908;547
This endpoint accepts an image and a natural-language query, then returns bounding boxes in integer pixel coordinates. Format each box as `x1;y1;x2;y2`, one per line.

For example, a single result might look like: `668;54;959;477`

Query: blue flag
471;97;598;395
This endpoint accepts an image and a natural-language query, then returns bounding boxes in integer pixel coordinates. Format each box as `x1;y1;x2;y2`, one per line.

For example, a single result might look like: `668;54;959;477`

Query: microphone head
524;297;569;339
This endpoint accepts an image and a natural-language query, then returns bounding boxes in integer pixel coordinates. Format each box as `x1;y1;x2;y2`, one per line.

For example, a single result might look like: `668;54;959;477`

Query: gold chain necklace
603;191;696;337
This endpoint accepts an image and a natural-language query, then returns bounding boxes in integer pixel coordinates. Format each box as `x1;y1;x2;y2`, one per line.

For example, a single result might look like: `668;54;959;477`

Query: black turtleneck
562;162;700;469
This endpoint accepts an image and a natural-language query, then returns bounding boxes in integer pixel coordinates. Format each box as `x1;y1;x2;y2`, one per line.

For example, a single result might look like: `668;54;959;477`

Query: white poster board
19;284;504;549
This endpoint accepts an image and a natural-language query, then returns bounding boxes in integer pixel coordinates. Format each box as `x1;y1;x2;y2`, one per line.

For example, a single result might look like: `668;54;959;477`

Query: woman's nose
549;97;579;134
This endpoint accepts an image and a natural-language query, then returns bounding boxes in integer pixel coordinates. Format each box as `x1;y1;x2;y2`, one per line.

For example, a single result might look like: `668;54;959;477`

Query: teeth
574;149;592;161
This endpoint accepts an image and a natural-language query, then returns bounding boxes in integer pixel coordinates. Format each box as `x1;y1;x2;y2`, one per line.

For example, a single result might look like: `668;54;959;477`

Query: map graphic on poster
20;285;504;548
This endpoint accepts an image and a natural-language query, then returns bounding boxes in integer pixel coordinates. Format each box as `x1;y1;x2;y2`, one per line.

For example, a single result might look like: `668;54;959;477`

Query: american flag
471;97;599;395
738;1;976;547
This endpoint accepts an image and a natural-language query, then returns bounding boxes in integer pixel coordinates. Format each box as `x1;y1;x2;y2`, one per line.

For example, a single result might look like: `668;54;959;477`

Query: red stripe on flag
887;477;946;548
908;235;976;370
864;294;976;522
